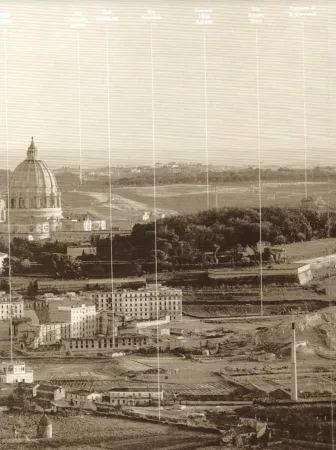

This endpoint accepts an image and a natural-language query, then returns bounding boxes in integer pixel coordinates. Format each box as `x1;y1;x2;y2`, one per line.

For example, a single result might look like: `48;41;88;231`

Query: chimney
291;322;298;401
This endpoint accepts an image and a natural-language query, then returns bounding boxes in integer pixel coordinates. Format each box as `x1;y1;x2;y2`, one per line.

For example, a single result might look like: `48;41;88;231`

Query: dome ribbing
8;138;62;214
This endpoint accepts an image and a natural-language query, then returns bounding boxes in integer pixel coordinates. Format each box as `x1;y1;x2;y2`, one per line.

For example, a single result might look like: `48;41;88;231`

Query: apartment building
84;284;182;321
0;292;24;320
49;303;97;339
104;386;164;406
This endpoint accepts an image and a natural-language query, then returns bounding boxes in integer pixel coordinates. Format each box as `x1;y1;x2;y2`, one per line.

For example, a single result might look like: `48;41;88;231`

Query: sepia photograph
0;1;335;448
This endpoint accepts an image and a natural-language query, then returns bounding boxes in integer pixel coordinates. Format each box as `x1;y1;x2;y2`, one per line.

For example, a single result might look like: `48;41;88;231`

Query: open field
61;182;336;221
62;189;176;228
111;182;335;214
284;238;336;261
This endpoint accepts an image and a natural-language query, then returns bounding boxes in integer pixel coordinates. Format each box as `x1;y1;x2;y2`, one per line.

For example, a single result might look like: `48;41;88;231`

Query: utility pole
291;321;298;401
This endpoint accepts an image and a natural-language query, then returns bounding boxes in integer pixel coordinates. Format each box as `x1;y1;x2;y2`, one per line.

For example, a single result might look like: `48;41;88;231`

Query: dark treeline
1;206;335;279
110;166;335;186
57;166;336;189
93;206;335;265
1;166;335;193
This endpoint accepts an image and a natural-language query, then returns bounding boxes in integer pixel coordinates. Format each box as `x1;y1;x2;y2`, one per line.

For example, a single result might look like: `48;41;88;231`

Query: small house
16;382;40;398
66;390;102;408
36;383;65;402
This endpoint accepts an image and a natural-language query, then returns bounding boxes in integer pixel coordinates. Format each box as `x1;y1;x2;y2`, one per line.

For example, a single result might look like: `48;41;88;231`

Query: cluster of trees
0;238;66;260
92;206;334;266
0;238;81;279
1;206;336;278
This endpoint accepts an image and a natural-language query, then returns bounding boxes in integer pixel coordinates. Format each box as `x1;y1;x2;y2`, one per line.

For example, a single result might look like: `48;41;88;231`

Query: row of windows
109;392;154;397
69;337;147;349
97;303;180;308
0;305;22;308
91;293;181;298
98;299;180;304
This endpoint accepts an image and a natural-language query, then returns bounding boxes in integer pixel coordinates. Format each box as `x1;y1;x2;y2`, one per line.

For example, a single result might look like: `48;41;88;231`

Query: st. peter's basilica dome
9;137;62;220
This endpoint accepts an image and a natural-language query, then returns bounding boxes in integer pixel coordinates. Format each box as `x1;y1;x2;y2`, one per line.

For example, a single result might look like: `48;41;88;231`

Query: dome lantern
27;137;37;160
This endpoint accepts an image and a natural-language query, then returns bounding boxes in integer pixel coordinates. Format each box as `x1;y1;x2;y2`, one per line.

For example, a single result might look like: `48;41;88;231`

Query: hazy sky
0;0;334;169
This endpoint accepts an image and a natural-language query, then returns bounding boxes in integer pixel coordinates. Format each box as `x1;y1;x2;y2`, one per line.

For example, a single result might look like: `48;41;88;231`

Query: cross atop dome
27;137;37;160
29;137;36;149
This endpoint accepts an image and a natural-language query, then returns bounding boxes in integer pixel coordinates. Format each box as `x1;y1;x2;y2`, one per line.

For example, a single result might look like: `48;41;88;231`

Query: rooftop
37;383;63;392
108;386;163;393
68;389;99;396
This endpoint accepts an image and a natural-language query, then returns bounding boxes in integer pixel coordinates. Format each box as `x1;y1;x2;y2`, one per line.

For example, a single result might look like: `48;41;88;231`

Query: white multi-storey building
0;361;34;384
48;303;97;339
84;284;182;321
0;292;24;320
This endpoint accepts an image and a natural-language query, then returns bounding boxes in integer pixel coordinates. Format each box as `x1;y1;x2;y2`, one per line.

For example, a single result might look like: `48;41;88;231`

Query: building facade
66;390;101;408
84;285;182;321
36;383;65;401
48;303;97;339
96;310;120;336
0;361;34;384
105;386;164;406
61;213;106;232
31;323;66;348
62;334;152;354
0;292;24;320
